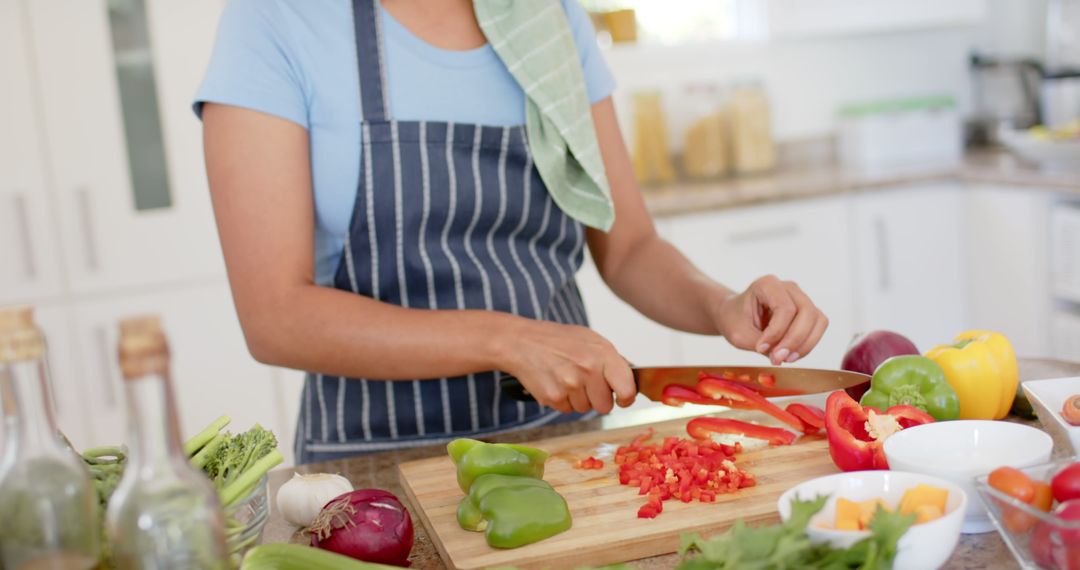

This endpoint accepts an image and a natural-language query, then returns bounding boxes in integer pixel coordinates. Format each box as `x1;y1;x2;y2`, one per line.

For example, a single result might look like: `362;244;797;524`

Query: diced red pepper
824;390;935;472
693;375;805;433
785;402;826;434
686;417;797;446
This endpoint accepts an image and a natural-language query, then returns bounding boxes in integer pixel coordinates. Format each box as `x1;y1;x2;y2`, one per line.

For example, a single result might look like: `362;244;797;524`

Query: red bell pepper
699;371;802;398
785;403;826;434
686;417;797;447
825;390;934;472
660;384;716;406
694;375;805;433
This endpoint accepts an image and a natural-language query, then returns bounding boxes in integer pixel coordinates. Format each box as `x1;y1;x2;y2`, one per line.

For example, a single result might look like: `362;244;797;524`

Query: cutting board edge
398;463;461;570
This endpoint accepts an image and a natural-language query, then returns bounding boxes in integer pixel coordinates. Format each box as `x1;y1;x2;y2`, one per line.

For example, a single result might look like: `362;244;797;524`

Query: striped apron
295;0;592;464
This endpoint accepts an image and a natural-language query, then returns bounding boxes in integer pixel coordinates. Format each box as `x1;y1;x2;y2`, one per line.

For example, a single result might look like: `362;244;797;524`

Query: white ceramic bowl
777;471;966;570
883;421;1053;534
1022;376;1080;455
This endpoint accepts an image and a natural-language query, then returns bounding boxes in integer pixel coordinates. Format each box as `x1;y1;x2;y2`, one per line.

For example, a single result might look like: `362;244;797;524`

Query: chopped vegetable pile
615;428;754;519
574;456;604;470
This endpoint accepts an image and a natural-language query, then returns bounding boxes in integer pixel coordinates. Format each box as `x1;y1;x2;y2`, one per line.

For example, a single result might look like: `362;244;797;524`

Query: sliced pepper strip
695;375;805;433
660;384;717;407
785;403;825;434
686;417;797;446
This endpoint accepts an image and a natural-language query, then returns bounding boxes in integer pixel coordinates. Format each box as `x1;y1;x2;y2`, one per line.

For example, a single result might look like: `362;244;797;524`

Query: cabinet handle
77;188;100;272
12;194;36;279
726;224;800;244
873;217;890;291
94;325;117;408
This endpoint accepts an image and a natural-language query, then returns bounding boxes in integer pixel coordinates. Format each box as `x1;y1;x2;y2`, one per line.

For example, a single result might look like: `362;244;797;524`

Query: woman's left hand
709;275;829;366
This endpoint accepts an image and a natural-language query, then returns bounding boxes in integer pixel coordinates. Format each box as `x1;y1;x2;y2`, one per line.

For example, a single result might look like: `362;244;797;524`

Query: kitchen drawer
1051;311;1080;362
1052;203;1080;303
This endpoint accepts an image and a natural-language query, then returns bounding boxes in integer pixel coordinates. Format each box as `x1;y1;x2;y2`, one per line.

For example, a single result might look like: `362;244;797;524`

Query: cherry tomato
1034;482;1055;513
1052;463;1080;504
989;466;1037;503
1031;500;1080;570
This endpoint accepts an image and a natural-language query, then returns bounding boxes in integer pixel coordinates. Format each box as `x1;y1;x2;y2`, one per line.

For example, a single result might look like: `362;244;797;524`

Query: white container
1023;376;1080;455
777;470;966;570
838;96;963;172
883;421;1054;534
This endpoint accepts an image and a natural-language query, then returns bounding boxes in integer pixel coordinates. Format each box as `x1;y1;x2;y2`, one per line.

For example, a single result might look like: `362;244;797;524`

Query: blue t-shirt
195;0;615;284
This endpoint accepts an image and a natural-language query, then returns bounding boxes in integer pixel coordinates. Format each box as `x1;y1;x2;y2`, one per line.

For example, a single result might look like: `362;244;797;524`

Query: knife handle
499;375;537;402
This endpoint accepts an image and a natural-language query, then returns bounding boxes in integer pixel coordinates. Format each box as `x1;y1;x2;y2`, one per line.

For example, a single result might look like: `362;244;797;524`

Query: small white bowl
777;470;966;570
883;421;1053;534
1022;376;1080;455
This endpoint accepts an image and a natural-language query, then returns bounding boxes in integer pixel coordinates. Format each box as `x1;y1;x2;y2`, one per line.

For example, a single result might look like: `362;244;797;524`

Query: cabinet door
967;186;1053;357
25;0;225;295
0;0;65;304
667;197;857;369
852;184;966;352
67;282;288;449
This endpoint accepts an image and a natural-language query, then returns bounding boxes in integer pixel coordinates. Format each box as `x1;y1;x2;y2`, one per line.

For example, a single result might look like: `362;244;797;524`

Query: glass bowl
974;458;1080;570
224;475;270;567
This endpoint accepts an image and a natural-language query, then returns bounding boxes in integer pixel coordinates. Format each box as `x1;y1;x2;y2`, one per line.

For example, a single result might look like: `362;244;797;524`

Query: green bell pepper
860;355;960;420
447;438;548;492
456;474;572;548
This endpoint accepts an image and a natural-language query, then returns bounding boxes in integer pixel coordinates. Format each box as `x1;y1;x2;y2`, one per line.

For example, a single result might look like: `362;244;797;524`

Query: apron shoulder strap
352;0;390;122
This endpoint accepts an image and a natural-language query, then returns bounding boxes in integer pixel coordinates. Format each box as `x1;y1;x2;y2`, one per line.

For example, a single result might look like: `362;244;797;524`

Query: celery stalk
183;415;231;456
220;449;283;507
240;544;399;570
190;432;226;470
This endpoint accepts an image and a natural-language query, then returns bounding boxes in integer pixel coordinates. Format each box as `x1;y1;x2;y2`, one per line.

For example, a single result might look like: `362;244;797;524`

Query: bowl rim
1022;377;1080;432
776;470;969;539
882;420;1055;473
973;456;1080;530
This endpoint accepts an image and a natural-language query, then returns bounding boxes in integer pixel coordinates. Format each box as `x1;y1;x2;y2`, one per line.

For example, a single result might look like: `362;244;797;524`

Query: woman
196;0;828;464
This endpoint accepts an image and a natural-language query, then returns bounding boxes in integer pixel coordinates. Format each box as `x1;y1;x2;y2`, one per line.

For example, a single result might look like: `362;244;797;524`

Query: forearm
601;234;732;335
238;283;521;379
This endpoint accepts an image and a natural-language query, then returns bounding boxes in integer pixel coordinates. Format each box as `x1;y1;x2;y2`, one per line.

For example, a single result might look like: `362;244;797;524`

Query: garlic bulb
276;473;354;527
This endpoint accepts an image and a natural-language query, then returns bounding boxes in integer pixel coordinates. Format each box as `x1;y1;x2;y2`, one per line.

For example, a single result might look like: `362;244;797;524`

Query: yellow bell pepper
925;330;1018;420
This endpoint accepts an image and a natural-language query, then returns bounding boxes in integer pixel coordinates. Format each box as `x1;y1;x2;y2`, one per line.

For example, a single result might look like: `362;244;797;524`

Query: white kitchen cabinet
65;281;288;449
1052;201;1080;304
1051;311;1080;362
666;196;857;369
851;184;967;352
966;186;1054;357
0;0;65;305
24;0;224;296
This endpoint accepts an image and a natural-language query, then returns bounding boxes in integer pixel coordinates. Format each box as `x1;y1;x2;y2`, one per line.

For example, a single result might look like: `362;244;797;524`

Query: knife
498;366;870;403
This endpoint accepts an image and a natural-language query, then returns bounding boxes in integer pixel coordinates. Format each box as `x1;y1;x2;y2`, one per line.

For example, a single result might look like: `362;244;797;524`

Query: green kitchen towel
475;0;615;232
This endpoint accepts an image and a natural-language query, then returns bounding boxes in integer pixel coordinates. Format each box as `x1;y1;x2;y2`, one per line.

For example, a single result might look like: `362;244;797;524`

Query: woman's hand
710;275;829;366
497;319;636;414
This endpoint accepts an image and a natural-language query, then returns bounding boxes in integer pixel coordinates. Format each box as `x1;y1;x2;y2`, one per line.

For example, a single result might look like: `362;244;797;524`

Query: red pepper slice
785;403;826;434
695;375;805;433
686;417;797;446
757;373;777;387
824;390;934;472
660;384;717;406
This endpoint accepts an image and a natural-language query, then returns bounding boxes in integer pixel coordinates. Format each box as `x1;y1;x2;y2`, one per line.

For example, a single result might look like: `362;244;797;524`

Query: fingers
770;282;819;364
604;352;637;409
567;385;591;414
796;313;829;359
752;276;797;355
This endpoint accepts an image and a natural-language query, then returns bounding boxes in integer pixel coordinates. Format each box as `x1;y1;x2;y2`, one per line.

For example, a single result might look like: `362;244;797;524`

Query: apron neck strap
352;0;390;122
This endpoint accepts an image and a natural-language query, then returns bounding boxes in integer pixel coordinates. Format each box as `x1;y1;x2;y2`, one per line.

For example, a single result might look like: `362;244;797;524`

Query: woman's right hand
497;319;636;414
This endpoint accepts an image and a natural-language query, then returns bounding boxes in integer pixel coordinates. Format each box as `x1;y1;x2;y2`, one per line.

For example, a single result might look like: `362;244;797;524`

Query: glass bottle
728;79;777;175
0;306;100;570
105;316;227;570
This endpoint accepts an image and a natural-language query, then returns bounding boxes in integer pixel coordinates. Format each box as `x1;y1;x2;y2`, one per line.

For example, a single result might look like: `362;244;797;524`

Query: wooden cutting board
397;412;841;570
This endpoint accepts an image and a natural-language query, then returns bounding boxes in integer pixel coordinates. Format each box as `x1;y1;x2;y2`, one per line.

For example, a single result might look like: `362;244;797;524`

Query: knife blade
498;366;870;404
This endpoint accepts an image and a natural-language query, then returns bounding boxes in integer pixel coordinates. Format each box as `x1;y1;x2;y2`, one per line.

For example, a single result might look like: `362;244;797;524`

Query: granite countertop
642;149;1080;217
262;358;1080;570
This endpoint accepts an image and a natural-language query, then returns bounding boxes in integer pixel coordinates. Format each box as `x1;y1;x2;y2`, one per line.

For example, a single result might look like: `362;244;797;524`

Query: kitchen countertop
263;357;1080;569
642;149;1080;217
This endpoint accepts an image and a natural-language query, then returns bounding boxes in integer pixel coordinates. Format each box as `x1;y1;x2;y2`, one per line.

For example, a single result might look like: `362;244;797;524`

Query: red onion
841;331;919;400
309;489;414;567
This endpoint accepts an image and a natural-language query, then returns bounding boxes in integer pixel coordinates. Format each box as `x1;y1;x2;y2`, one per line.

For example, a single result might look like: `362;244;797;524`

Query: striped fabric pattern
295;0;594;463
475;0;615;232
